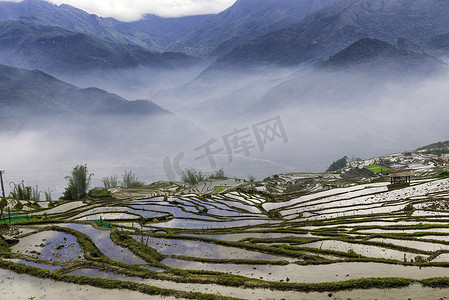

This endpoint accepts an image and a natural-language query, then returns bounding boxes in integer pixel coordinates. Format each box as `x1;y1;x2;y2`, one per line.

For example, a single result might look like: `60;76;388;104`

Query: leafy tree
9;181;40;201
207;168;226;179
31;185;40;201
62;164;93;200
181;169;205;185
44;189;52;201
248;175;256;182
121;171;145;188
326;156;348;172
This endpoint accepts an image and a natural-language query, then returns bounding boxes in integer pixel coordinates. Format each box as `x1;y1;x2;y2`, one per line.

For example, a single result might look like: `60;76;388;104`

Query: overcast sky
36;0;237;21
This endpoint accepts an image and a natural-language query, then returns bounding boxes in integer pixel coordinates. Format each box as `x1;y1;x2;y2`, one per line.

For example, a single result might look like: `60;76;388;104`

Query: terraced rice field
2;178;449;299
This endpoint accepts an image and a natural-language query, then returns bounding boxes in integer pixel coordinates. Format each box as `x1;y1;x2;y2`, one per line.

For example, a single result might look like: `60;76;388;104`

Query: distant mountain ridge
0;20;199;75
0;0;165;51
0;64;168;119
168;0;341;56
209;0;449;69
127;14;214;46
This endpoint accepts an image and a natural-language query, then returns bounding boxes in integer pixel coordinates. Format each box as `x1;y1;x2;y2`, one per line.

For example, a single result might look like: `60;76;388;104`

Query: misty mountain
248;38;447;113
208;0;449;69
0;20;199;76
321;38;446;75
0;0;163;51
127;14;214;46
168;0;341;56
0;64;168;120
427;33;449;51
184;39;447;119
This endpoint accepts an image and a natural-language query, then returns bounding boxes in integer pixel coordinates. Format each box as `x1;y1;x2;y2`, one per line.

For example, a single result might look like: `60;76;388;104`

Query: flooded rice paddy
3;179;449;298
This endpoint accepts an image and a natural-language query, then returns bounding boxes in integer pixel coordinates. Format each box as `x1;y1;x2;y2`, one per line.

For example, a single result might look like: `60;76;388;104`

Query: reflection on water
11;231;83;263
61;223;146;265
136;236;291;261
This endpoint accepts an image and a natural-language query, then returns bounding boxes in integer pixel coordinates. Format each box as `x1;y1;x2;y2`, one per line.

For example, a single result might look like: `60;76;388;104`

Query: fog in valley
1;60;448;197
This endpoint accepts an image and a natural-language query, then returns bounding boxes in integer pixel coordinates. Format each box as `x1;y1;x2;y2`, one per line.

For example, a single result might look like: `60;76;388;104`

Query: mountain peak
322;38;405;66
321;38;446;75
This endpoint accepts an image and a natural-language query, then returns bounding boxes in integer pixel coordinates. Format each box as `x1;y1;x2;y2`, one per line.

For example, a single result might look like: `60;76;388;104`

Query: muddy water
151;218;276;229
161;259;449;283
300;284;449;300
181;232;316;241
2;267;449;300
74;212;139;221
3;258;62;270
301;240;418;261
0;269;176;300
371;237;449;252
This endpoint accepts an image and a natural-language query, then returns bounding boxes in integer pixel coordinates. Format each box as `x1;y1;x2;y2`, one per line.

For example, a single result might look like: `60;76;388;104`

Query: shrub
267;210;282;219
14;201;23;211
88;189;112;198
437;170;449;179
121;171;145;188
404;203;415;217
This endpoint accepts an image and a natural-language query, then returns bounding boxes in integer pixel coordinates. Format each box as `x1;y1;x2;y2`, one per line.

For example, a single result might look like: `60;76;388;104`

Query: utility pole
0;170;5;198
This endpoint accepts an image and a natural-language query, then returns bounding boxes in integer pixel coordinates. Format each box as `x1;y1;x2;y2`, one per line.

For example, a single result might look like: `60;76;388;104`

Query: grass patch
168;255;290;265
365;164;391;173
110;230;165;266
214;186;228;193
420;277;449;288
0;235;10;251
285;277;415;292
0;217;34;225
437;170;449;179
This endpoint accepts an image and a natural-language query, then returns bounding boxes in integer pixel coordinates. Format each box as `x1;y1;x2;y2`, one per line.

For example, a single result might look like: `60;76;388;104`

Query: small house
388;170;412;189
